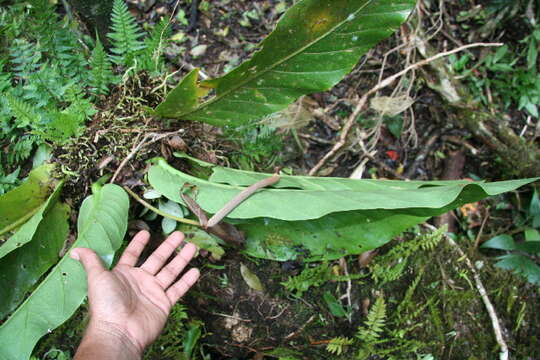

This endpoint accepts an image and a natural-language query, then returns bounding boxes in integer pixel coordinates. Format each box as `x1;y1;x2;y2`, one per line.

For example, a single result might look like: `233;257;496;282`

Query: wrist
80;320;144;359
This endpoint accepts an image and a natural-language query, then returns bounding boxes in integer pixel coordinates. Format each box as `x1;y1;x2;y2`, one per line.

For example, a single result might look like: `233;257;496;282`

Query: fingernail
70;250;80;261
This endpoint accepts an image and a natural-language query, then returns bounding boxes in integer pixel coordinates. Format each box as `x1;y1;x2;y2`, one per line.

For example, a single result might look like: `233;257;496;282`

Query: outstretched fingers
155;242;198;288
117;230;151;267
166;268;200;304
140;231;184;275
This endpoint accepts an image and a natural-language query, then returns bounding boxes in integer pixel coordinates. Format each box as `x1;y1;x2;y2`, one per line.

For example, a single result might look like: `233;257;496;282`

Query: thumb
71;248;106;278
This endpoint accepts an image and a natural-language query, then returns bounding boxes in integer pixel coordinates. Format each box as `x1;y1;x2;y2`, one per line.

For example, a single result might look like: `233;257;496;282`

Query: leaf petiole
123;186;201;227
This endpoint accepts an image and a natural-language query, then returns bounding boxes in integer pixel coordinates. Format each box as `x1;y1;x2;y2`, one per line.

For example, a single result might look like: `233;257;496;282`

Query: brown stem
206;174;281;228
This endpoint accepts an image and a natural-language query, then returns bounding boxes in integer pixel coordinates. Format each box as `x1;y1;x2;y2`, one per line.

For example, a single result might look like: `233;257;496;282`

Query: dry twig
111;130;185;183
308;42;503;176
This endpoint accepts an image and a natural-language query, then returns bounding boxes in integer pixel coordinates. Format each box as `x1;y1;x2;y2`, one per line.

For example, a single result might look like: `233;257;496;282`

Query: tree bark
67;0;113;45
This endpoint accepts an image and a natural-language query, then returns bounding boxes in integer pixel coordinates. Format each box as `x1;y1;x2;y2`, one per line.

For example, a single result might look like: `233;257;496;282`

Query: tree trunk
67;0;113;45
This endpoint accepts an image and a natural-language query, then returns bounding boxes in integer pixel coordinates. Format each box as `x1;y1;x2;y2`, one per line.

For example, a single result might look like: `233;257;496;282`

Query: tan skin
71;231;200;360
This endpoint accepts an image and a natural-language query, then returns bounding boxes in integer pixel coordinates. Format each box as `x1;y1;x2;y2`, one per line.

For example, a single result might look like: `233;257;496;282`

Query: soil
28;0;540;359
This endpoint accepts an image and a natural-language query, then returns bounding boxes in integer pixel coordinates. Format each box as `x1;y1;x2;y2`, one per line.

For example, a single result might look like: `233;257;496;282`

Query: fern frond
356;296;386;344
326;337;353;356
47;20;88;80
27;0;57;39
9;39;42;79
419;225;445;251
139;16;171;73
0;60;11;93
89;38;115;95
6;93;41;127
370;226;445;284
108;0;146;67
396;270;424;319
7;135;38;165
281;263;332;297
40;110;84;143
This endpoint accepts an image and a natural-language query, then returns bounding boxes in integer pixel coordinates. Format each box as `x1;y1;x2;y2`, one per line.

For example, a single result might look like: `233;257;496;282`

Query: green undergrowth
31;224;540;359
0;0;171;193
450;1;540;119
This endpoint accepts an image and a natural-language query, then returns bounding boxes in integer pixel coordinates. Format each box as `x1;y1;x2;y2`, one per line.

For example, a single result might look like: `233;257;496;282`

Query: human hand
71;231;200;356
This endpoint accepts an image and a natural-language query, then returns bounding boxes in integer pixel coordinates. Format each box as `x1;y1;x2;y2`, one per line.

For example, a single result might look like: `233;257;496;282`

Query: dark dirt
30;0;540;359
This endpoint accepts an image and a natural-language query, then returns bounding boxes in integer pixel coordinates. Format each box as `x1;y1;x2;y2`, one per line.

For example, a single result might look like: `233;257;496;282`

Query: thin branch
111;130;184;183
424;223;509;360
123;186;200;227
308;42;503;176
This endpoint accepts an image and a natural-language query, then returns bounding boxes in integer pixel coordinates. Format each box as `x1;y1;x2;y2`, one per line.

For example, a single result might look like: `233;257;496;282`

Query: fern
326;337;353;356
27;0;58;42
41;111;83;143
21;65;69;108
357;297;386;343
47;20;88;80
370;226;446;284
281;263;333;297
282;262;365;297
7;135;38;165
6;94;41;127
0;60;11;93
140;16;171;73
356;296;387;359
396;270;424;320
108;0;146;67
89;38;115;95
9;39;42;79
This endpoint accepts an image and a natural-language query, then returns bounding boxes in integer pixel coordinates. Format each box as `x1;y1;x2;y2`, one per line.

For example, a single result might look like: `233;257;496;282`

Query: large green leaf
0;203;70;320
148;159;537;261
155;0;416;126
148;159;537;221
0;181;64;260
0;164;56;236
0;184;129;360
240;209;429;261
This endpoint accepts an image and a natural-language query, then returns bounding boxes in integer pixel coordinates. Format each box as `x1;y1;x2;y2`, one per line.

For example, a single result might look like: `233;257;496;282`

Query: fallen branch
309;42;502;176
424;223;509;360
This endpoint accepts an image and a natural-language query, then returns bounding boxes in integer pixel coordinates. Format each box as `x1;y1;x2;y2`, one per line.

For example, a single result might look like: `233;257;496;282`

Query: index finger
117;230;151;267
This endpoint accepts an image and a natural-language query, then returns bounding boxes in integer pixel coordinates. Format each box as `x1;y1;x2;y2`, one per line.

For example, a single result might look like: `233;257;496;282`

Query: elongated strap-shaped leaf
0;180;64;259
0;164;55;236
0;203;70;320
240;209;430;261
0;185;129;360
155;0;416;126
148;159;538;221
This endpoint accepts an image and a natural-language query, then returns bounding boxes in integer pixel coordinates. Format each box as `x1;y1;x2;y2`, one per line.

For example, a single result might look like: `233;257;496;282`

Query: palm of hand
72;231;200;353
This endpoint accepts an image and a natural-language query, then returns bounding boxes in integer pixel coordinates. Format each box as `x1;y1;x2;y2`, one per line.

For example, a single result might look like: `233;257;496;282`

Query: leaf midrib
0;188;106;337
180;0;374;120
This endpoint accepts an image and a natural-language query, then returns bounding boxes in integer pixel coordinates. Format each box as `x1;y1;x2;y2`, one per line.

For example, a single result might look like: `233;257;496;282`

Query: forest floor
31;0;540;359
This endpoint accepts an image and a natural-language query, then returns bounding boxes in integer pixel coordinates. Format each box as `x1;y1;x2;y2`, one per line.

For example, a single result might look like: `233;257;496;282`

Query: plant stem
123;186;200;227
206;174;280;228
